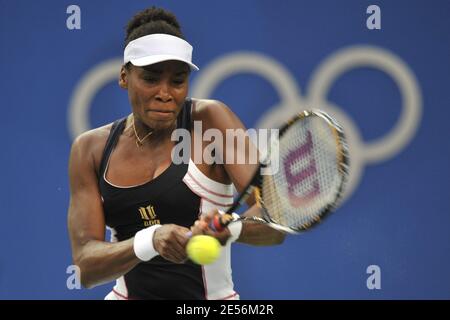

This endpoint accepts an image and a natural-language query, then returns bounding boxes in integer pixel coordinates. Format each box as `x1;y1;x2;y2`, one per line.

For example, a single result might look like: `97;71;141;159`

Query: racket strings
261;113;347;231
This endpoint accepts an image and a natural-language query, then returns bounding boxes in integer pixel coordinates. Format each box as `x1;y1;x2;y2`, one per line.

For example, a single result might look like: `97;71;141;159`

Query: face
119;60;190;131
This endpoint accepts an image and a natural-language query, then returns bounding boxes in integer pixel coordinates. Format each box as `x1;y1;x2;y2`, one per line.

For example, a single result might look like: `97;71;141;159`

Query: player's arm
68;131;188;289
197;100;286;246
67;131;140;288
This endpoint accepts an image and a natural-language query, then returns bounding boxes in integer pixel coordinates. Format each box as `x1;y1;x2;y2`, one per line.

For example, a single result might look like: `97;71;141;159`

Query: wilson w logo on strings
284;130;320;207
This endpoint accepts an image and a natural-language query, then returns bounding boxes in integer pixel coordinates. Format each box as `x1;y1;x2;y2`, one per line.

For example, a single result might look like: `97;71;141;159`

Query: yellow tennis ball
187;235;221;265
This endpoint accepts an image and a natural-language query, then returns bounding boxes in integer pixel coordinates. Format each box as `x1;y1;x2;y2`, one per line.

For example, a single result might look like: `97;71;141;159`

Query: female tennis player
67;6;285;300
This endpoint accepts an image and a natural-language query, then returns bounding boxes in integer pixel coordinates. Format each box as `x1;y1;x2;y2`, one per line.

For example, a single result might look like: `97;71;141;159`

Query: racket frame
214;109;349;234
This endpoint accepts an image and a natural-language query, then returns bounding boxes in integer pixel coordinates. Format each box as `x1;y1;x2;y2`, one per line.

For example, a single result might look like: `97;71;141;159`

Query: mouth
146;109;176;119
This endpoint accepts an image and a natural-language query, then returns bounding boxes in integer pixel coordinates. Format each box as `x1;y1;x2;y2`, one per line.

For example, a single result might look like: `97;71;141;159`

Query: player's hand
190;209;231;246
153;224;190;263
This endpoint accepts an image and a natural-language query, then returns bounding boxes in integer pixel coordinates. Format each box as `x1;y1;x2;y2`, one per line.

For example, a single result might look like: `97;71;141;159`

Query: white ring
308;46;422;163
191;52;301;104
68;59;122;140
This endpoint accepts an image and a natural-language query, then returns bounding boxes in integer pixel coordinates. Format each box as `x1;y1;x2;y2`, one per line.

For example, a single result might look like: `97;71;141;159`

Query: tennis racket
210;109;349;234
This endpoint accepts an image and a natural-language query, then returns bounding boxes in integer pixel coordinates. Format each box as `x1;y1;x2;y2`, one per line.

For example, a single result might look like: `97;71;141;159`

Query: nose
155;80;173;103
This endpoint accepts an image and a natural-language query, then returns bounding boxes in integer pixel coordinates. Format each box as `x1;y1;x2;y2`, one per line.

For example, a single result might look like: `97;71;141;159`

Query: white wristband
228;213;243;243
133;225;162;262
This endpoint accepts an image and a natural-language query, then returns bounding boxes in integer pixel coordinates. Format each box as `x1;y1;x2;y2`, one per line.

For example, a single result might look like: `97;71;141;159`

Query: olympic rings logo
68;45;422;203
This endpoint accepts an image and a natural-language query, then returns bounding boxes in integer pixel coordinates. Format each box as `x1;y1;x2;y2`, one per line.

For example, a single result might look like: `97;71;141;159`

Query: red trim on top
112;289;129;300
219;292;238;300
202;197;233;207
187;171;233;198
183;177;233;207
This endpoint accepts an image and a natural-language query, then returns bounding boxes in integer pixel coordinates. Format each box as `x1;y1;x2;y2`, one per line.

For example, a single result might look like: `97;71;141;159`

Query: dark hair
124;7;185;70
124;6;184;48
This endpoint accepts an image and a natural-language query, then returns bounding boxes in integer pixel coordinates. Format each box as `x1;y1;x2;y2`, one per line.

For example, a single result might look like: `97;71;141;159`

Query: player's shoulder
191;98;233;126
192;98;231;114
72;123;113;151
69;122;116;168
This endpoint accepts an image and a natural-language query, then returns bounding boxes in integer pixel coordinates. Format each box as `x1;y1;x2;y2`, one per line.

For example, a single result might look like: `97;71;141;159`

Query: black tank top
98;99;205;299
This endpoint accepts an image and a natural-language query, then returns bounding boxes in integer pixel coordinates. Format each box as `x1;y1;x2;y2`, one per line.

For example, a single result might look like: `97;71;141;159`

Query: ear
118;65;128;89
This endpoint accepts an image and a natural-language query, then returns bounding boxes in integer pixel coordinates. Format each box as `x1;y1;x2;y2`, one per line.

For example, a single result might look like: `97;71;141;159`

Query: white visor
124;33;199;71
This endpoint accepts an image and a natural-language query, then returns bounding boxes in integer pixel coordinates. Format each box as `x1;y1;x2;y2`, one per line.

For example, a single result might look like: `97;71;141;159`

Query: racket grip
209;214;233;232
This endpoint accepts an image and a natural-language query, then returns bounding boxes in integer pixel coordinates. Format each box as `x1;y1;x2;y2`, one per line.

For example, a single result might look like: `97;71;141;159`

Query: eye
143;76;158;83
172;76;187;85
172;79;184;85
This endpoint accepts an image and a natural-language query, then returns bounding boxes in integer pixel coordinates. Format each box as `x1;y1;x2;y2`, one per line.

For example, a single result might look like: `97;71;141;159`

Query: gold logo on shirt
138;205;160;227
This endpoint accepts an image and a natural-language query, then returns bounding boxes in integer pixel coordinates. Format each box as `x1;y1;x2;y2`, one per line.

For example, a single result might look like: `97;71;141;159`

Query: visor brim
129;55;199;71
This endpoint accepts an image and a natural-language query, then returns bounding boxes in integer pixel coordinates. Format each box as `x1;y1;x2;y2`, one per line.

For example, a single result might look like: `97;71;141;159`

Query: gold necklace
132;116;153;147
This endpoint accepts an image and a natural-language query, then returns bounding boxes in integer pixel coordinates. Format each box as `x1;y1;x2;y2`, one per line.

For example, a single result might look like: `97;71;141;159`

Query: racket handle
209;214;234;232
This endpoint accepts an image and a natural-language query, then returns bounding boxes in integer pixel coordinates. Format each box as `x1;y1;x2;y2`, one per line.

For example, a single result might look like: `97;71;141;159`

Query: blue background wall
1;0;449;299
